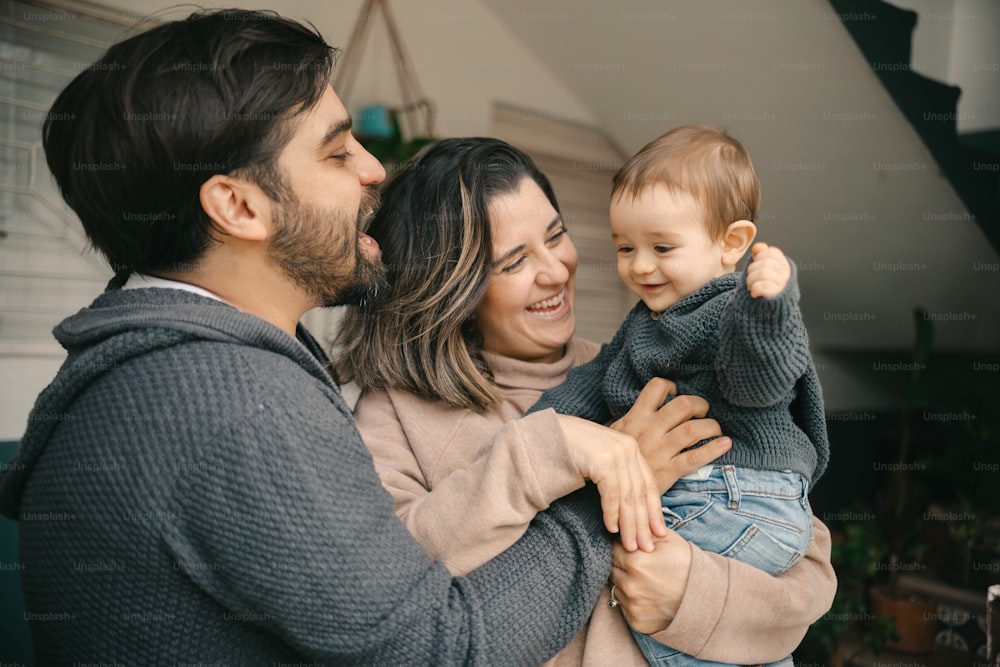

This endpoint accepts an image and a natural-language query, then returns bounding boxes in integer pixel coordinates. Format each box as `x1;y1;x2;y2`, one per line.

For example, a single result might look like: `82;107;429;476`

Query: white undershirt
121;273;227;304
680;465;715;481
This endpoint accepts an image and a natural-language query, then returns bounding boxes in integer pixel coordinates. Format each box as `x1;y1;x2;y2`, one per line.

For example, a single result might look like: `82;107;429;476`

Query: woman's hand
557;415;666;553
611;378;732;493
609;530;692;634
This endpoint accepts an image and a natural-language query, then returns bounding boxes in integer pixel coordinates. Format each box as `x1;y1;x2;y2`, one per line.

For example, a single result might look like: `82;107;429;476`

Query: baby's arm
717;242;812;407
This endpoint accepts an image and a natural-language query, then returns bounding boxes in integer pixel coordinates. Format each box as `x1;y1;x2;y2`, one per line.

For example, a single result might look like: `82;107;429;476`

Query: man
0;8;689;665
0;8;833;665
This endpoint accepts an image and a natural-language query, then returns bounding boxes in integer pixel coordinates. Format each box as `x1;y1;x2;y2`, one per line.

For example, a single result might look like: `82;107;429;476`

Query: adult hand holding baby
557;414;666;553
560;376;735;553
611;378;732;493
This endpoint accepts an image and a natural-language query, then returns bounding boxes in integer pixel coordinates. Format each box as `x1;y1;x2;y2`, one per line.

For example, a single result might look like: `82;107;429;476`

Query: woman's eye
329;151;354;162
547;226;567;244
501;256;526;273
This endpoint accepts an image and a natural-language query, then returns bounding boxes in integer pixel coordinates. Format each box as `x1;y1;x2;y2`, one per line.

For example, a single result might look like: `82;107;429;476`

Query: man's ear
721;220;756;268
199;174;271;242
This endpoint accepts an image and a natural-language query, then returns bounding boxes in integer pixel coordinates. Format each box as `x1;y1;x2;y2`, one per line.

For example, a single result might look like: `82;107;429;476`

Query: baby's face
610;184;730;314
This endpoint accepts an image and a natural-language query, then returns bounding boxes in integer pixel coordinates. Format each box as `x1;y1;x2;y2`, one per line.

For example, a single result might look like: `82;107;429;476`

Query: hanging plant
333;0;439;175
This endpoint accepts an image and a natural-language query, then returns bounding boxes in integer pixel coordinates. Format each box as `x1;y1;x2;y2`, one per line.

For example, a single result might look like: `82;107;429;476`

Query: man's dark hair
42;8;337;275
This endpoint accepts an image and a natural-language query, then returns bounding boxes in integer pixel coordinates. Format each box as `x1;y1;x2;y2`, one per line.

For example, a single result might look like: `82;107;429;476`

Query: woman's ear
199;174;271;242
721;220;757;268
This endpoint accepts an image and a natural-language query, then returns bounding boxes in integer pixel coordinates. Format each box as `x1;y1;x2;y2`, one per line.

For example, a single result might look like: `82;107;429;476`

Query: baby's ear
721;220;756;267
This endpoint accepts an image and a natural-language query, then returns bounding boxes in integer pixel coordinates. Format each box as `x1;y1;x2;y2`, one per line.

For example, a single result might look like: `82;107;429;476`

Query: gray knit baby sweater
530;268;828;486
0;285;611;665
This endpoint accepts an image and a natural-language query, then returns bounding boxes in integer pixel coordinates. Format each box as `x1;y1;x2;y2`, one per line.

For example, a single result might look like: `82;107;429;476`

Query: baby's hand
746;242;791;298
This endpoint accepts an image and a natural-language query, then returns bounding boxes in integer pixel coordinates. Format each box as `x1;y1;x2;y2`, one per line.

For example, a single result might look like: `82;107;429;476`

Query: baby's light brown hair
612;125;761;239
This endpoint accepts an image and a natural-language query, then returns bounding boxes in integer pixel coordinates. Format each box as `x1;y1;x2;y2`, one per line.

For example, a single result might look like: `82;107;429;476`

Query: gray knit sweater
0;285;611;666
530;268;828;486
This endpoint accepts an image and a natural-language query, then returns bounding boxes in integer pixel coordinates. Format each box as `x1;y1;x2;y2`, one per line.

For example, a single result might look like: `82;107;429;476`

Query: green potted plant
918;388;1000;590
866;307;938;654
795;512;895;665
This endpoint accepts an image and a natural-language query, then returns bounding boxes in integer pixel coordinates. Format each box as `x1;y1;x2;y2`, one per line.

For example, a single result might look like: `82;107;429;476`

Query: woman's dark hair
42;9;336;275
335;137;560;411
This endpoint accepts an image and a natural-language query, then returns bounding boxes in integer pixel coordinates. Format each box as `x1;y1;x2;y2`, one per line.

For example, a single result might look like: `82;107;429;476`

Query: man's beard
267;187;388;308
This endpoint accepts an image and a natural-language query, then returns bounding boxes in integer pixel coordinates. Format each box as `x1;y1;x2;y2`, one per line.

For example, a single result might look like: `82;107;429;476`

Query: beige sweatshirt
354;337;836;665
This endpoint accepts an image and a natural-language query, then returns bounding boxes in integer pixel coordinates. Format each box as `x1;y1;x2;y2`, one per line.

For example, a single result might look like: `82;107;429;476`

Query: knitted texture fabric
530;268;828;486
0;285;610;665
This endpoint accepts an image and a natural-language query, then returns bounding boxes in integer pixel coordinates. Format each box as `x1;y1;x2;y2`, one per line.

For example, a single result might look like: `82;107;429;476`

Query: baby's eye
654;245;672;253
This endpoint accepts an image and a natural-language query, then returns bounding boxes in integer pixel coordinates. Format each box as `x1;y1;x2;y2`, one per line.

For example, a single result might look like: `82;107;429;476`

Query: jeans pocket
730;491;814;548
659;489;714;529
720;522;804;575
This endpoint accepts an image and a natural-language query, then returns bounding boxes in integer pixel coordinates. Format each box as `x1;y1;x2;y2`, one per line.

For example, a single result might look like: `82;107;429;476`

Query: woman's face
476;177;578;364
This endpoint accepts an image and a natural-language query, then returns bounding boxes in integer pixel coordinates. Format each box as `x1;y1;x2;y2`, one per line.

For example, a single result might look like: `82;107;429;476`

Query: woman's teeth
528;290;564;311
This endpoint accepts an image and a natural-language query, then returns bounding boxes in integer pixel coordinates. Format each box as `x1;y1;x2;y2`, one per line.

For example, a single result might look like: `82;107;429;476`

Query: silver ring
608;583;619;609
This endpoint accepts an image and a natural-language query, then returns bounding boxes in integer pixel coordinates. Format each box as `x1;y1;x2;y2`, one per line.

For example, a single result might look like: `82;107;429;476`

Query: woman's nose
537;250;570;284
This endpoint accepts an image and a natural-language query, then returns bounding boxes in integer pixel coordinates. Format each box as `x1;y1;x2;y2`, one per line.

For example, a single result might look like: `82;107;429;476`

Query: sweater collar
482;338;593;392
643;272;742;319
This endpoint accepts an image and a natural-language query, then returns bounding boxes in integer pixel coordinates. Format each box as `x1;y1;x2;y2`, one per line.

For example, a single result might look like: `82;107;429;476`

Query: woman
336;138;835;665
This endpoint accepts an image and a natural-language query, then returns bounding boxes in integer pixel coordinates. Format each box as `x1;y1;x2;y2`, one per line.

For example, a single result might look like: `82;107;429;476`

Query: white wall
325;0;599;137
888;0;1000;133
890;0;955;82
0;351;64;441
947;0;1000;133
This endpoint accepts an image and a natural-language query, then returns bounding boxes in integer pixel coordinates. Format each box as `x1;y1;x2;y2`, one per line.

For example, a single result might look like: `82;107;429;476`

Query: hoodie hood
0;285;335;518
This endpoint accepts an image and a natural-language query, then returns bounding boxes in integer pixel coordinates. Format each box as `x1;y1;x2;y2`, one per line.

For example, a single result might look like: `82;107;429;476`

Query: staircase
829;0;1000;253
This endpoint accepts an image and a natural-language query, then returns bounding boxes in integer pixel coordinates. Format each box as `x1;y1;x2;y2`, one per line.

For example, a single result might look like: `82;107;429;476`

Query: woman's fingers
609;460;639;552
610;379;735;493
617;436;665;552
642;458;668;539
610;530;692;633
646;393;711;439
613;390;711;454
629;377;677;414
592;436;654;553
647;419;730;493
559;415;664;552
675;435;732;476
566;379;730;547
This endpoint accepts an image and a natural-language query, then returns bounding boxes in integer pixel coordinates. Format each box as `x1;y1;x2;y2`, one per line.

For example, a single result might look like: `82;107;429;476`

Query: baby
529;125;828;667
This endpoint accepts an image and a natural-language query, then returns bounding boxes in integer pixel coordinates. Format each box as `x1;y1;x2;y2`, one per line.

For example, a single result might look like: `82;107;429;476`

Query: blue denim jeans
631;465;812;667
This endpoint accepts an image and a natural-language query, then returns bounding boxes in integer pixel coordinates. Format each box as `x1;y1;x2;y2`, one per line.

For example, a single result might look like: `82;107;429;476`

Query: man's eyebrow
493;214;563;267
317;118;353;152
